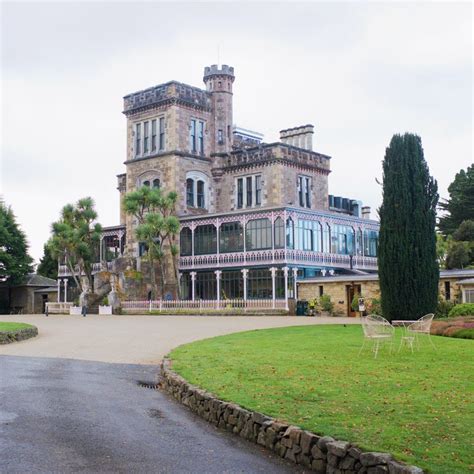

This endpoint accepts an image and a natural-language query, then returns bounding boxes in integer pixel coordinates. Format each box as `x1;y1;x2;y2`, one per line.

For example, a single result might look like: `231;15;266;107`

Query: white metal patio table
392;320;417;353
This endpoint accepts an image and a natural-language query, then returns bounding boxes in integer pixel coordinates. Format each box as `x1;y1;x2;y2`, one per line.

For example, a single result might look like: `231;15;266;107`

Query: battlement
203;64;235;80
123;81;211;115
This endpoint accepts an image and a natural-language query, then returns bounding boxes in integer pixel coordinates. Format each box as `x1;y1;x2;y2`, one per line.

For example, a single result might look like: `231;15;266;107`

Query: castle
61;64;380;306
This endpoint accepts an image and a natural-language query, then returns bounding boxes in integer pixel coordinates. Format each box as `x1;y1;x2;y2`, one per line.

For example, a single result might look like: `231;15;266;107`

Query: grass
0;322;34;332
170;324;474;473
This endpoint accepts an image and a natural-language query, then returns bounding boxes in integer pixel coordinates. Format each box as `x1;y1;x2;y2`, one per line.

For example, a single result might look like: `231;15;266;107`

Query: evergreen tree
378;133;439;321
37;243;58;279
0;202;33;284
438;165;474;236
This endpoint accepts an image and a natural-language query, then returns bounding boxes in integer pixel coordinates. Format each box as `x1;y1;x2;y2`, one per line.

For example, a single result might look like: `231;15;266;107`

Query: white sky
1;1;472;263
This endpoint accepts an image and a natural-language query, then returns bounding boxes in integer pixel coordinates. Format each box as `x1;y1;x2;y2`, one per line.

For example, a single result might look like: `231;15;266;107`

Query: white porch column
191;227;195;257
216;219;220;260
99;236;104;262
270;267;277;309
57;279;61;303
292;267;298;300
63;278;68;303
241;268;248;302
190;272;197;301
215;270;222;309
283;266;289;311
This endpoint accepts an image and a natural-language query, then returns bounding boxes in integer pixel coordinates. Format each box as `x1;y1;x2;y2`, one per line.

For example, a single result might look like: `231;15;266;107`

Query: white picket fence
122;298;288;312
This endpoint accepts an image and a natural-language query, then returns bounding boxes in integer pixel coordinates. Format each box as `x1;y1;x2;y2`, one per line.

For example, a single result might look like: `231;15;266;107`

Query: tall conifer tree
379;133;439;321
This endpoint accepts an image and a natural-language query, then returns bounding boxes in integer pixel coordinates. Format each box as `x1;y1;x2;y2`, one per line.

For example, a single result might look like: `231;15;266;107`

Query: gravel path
0;314;359;364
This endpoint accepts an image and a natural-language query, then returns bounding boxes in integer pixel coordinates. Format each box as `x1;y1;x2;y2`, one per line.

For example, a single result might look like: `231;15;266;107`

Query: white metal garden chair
359;315;395;358
407;313;436;350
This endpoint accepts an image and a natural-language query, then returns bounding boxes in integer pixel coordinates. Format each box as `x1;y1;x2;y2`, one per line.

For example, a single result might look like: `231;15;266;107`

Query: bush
448;303;474;318
101;296;109;306
430;321;451;335
319;294;334;314
451;328;474;339
435;298;455;318
366;297;382;316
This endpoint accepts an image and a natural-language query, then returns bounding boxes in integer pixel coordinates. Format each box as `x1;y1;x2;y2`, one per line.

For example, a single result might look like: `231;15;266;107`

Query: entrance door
346;284;362;317
42;294;48;313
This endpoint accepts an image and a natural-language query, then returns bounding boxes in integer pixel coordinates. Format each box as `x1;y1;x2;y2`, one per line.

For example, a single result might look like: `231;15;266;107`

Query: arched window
197;180;205;208
274;217;285;249
137;171;160;190
152;178;160;189
143;180;150;187
186;179;194;206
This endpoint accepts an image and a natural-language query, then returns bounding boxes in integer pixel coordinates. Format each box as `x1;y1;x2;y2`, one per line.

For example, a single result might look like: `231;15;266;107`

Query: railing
179;249;377;270
45;302;73;314
122;298;288;312
58;261;113;277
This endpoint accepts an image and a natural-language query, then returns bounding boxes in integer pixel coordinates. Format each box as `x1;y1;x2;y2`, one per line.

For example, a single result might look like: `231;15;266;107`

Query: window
319;285;324;296
445;281;451;301
190;119;197;153
180;228;192;256
246;218;272;250
198;121;204;154
274;217;285;249
135;123;141;156
143;121;149;154
298;176;311;208
151;120;157;152
219;222;244;253
152;179;160;188
235;174;262;209
195;225;217;255
221;270;243;299
159;117;165;150
197;180;205;208
255;175;262;205
218;129;224;144
195;271;217;299
286;218;294;249
186;179;194;206
143;180;150;187
237;178;243;209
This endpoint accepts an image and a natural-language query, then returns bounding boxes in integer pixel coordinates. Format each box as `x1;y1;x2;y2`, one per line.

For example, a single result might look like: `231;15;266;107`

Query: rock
274;441;287;458
360;452;393;467
340;455;357;470
349;446;362;459
282;425;302;446
271;421;289;433
300;430;319;454
311;444;325;460
317;435;336;452
388;461;424;474
368;466;389;474
265;428;278;448
257;430;266;446
312;459;327;474
327;440;350;457
327;453;340;467
298;454;312;467
252;412;272;425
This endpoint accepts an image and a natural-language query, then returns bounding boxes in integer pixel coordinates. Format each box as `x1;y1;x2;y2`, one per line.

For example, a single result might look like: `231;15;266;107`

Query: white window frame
186;171;209;209
133;116;165;158
234;174;263;209
297;175;311;209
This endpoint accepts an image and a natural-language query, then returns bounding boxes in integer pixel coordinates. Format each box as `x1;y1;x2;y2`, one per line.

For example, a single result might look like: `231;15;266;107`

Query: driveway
0;314;359;364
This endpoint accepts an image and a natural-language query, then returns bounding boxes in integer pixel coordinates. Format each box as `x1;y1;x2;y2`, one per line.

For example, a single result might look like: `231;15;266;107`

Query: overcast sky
1;1;472;263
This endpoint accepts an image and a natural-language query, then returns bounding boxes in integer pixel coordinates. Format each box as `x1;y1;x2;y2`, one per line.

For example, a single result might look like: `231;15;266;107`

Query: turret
203;65;235;153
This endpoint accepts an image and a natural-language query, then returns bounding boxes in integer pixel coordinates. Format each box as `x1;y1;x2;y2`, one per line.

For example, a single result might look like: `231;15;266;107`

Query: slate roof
23;274;57;287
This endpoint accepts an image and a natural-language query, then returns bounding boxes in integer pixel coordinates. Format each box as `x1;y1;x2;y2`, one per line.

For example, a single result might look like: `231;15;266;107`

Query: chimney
361;206;371;220
280;124;314;151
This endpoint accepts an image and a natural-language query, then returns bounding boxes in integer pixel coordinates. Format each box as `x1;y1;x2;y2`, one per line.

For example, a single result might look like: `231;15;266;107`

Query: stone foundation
0;326;38;344
160;359;423;473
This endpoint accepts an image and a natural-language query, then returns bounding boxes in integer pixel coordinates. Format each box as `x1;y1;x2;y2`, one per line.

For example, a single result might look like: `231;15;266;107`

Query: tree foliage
123;186;179;298
0;202;33;285
438;165;474;236
48;197;102;292
37;243;58;279
378;133;439;321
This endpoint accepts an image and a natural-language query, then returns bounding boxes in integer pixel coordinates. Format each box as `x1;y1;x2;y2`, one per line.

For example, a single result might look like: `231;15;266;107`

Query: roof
34;286;58;293
457;278;474;285
23;274;57;287
298;269;474;284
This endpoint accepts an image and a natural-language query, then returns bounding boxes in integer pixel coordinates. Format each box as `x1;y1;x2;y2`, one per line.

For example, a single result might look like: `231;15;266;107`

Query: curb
160;359;423;474
0;326;38;344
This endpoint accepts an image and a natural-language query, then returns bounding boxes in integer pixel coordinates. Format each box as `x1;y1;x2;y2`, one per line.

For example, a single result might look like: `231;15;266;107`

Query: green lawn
0;322;34;332
170;324;474;473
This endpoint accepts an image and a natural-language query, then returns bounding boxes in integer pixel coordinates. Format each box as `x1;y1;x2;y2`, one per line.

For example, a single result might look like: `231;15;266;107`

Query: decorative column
292;267;298;300
63;278;68;303
283;266;289;311
191;226;195;257
57;279;61;303
241;268;249;302
215;270;222;309
99;236;104;262
118;231;124;257
270;267;277;309
190;272;197;302
216;219;220;260
177;272;182;300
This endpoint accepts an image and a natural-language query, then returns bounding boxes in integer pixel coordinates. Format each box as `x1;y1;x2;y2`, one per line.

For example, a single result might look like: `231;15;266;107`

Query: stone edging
0;326;38;344
160;358;423;474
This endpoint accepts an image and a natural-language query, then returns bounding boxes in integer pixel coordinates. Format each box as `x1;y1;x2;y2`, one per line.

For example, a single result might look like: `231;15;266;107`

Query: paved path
0;314;359;364
0;355;304;473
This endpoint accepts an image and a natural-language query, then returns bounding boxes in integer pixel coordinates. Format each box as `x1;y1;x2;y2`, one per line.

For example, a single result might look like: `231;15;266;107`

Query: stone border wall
160;359;423;474
0;326;38;344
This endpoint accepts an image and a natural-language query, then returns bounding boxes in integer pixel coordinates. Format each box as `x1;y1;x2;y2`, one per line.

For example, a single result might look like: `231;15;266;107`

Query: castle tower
203;64;235;154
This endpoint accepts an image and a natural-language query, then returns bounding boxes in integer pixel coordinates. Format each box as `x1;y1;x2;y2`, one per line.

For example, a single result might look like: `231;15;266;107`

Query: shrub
101;296;109;306
430;321;451;335
351;293;361;312
366;297;382;316
451;328;474;340
319;294;334;314
435;297;455;318
448;303;474;318
443;326;464;337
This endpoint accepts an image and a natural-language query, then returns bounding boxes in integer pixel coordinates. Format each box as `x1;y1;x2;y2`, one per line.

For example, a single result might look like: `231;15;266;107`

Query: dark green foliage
451;328;474;339
0;202;33;285
435;297;455;318
378;133;439;321
445;241;471;269
438;165;474;236
37;244;58;279
448;303;474;318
